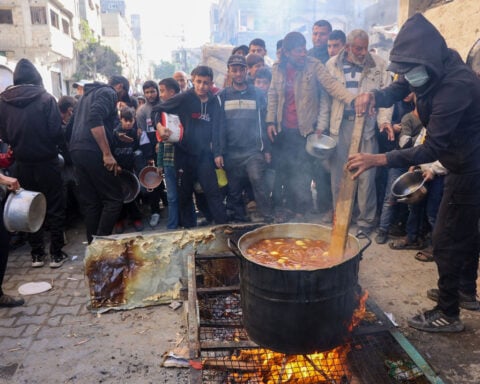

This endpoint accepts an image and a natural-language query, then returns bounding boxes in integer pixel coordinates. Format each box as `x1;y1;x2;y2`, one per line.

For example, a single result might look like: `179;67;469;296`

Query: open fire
201;291;369;383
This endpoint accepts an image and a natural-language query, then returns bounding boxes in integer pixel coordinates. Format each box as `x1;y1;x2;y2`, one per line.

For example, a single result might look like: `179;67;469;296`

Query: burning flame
228;346;351;383
349;290;369;332
225;291;370;383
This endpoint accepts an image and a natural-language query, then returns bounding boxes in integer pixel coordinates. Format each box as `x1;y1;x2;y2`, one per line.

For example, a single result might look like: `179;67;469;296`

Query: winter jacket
151;89;220;157
69;82;118;154
319;49;393;140
214;84;270;158
266;56;355;137
112;124;139;171
374;13;480;175
0;59;63;162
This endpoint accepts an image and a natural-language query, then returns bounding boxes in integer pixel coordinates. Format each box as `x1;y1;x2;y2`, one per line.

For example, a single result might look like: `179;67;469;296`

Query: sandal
389;238;426;250
415;246;434;262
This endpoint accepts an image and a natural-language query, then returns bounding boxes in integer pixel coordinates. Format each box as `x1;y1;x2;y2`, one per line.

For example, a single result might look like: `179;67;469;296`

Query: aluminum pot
118;170;140;203
3;189;46;233
231;223;370;354
305;133;336;160
391;170;427;204
138;166;162;192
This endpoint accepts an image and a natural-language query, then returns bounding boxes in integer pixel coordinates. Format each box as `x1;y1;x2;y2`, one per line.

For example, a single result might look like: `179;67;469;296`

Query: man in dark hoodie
0;58;68;268
348;13;480;333
69;76;122;244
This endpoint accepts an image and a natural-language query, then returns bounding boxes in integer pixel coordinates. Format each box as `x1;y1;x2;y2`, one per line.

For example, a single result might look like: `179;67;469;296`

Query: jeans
224;152;272;220
164;166;179;229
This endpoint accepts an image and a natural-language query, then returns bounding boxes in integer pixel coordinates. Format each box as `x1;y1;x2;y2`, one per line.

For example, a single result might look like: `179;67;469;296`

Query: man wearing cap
348;13;480;333
72;79;88;98
213;55;273;222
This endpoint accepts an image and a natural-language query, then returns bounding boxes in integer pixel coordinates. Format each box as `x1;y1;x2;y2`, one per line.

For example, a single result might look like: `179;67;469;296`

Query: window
0;9;13;24
30;7;47;25
50;10;59;29
62;19;69;35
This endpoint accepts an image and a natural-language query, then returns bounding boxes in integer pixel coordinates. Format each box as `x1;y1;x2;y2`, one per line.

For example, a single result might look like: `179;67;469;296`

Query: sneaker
426;289;480;311
0;294;25;308
375;229;388;244
49;251;69;268
149;213;160;227
114;220;125;234
31;254;45;268
407;308;464;333
133;219;144;231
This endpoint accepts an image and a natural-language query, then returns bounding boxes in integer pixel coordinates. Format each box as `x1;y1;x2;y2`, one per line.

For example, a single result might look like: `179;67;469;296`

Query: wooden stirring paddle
329;114;366;259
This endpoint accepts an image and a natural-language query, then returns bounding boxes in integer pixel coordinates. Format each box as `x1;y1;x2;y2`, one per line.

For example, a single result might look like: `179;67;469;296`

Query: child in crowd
112;106;144;233
246;53;265;85
253;66;272;93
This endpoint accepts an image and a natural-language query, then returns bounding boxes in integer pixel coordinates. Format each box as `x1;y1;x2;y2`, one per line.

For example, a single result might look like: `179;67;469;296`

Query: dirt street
0;214;479;384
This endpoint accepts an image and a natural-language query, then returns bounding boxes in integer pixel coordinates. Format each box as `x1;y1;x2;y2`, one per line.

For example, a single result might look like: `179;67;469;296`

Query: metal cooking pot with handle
230;223;371;354
138;166;162;192
391;170;427;204
3;189;46;233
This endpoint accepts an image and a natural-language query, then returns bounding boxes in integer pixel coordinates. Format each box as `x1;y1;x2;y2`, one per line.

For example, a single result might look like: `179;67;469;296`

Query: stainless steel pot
3;189;46;233
305;133;336;160
391;170;427;204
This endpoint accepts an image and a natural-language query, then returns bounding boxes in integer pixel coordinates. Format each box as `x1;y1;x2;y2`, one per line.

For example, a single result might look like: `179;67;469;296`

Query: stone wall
399;0;480;60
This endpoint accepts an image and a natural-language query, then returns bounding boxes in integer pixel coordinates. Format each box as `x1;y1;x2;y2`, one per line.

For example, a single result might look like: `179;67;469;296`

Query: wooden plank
329;115;366;260
187;252;200;359
196;285;240;294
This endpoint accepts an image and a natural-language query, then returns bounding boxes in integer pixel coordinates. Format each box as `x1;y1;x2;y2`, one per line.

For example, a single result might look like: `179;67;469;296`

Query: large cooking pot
391;170;427;204
3;189;46;233
231;223;370;355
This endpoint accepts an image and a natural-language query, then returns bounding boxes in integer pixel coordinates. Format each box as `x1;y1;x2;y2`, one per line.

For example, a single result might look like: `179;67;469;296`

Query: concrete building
100;0;125;17
210;0;397;58
0;0;79;97
100;12;138;83
79;0;102;41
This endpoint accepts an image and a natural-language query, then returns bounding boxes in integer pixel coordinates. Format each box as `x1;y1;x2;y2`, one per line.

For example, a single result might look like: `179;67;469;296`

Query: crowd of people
0;13;479;335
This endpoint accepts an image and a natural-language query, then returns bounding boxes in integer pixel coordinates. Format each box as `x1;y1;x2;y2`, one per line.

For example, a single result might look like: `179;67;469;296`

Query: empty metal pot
138;166;162;192
3;189;46;233
391;170;427;204
305;133;337;160
118;170;140;203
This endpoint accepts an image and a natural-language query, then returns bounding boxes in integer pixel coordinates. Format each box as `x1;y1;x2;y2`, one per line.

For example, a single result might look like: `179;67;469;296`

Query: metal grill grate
190;252;440;384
